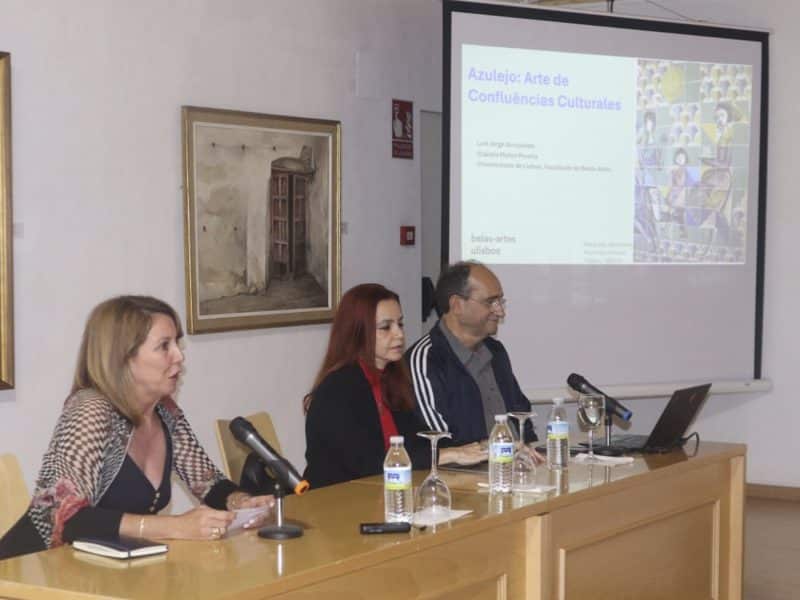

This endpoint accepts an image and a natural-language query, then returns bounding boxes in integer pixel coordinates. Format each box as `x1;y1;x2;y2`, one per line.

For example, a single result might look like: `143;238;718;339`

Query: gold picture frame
0;53;14;389
182;106;341;333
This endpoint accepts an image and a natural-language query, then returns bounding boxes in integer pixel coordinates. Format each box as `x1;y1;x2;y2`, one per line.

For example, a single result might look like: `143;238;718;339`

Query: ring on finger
210;526;220;539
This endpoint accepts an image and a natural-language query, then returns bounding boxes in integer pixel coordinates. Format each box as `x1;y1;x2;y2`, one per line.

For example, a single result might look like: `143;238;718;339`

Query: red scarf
358;359;399;450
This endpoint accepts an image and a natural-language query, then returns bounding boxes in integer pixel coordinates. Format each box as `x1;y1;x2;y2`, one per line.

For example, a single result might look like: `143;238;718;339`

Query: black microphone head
567;373;586;390
229;417;255;443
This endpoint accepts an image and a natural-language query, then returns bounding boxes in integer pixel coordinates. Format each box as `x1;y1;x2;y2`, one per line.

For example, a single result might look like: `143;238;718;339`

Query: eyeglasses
462;296;507;311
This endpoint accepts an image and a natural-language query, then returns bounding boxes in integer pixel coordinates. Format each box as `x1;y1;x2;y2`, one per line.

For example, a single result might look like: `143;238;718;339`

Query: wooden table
0;442;744;599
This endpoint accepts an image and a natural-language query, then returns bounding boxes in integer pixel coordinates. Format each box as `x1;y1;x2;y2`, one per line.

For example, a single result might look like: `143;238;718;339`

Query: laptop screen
646;383;712;449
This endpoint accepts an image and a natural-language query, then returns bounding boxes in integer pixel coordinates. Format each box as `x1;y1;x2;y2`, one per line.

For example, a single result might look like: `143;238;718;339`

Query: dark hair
673;148;688;164
434;261;479;315
715;102;734;121
305;284;413;413
72;295;183;426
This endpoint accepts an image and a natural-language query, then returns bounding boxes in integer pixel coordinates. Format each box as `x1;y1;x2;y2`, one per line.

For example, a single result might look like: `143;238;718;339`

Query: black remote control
359;522;412;534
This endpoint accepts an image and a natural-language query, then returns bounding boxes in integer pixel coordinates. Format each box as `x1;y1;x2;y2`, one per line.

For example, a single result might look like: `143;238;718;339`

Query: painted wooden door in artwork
270;172;289;278
292;174;307;276
270;169;308;279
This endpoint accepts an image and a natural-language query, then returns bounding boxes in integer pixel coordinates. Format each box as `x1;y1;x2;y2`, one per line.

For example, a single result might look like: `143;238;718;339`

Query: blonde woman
0;296;273;559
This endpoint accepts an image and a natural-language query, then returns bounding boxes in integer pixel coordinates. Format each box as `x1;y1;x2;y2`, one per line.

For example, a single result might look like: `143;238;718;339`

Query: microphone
567;373;633;422
229;417;309;496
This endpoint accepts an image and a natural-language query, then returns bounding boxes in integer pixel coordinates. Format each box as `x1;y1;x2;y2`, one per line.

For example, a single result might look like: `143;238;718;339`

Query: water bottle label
547;421;569;440
490;442;514;464
384;466;412;490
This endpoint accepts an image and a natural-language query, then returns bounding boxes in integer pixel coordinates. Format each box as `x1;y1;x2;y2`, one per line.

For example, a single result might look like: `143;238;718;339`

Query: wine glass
414;431;453;522
577;394;605;463
507;411;537;492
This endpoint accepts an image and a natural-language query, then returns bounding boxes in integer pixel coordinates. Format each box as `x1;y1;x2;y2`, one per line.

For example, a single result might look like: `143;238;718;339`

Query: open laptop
608;383;711;452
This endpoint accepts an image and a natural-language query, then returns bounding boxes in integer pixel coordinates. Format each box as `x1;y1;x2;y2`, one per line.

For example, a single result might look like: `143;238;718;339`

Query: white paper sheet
229;506;272;532
412;507;472;527
572;453;634;465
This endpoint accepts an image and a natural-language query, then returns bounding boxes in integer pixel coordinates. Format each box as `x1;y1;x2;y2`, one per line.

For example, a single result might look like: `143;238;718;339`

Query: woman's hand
172;505;234;540
226;492;275;529
438;442;488;466
526;444;546;465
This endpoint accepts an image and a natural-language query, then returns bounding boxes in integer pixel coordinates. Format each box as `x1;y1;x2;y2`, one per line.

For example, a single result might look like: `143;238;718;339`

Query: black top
303;364;431;489
97;418;172;514
60;416;175;544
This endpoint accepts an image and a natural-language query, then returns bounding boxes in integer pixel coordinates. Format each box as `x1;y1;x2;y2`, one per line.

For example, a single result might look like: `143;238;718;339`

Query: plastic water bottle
488;414;514;493
383;435;413;522
547;397;569;470
548;465;569;496
489;492;510;515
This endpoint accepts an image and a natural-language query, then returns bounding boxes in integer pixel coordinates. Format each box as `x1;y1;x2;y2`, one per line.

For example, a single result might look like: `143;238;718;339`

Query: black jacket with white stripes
405;322;536;446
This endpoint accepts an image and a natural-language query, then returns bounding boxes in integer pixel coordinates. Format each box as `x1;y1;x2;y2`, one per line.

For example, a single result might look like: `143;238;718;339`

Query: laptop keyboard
611;434;648;446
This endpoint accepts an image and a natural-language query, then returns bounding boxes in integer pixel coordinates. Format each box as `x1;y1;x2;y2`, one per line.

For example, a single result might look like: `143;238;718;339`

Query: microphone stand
258;481;304;540
594;397;624;457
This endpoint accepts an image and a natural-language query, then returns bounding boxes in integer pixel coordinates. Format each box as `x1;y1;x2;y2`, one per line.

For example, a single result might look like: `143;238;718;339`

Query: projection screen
444;1;768;393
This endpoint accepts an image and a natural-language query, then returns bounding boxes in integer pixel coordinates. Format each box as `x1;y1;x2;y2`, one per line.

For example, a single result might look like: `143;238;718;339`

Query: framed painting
182;106;341;333
0;52;13;389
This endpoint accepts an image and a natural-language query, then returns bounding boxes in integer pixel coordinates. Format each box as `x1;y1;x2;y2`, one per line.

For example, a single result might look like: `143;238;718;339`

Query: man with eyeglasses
406;261;538;449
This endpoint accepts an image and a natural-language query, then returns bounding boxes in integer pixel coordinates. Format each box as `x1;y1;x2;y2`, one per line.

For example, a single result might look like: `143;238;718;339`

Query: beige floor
745;498;800;600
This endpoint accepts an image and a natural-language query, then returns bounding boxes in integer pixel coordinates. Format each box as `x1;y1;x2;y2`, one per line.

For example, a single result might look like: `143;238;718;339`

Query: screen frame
441;0;769;380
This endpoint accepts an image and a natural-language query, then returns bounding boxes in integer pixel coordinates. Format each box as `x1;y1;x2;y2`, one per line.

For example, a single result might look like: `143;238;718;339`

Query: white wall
0;0;440;510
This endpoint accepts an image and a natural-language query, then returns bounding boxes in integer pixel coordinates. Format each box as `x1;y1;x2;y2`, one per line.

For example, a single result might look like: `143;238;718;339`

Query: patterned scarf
27;389;226;548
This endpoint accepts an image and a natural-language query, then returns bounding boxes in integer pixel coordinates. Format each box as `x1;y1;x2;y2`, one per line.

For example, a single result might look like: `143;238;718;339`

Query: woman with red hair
303;284;484;488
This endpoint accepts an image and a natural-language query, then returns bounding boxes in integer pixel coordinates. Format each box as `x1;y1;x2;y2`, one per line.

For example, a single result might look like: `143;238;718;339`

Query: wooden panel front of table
0;442;744;600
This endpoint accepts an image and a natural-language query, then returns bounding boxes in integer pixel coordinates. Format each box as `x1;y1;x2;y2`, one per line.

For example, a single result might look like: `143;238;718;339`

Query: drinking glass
577;394;605;463
507;411;537;492
415;431;453;521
